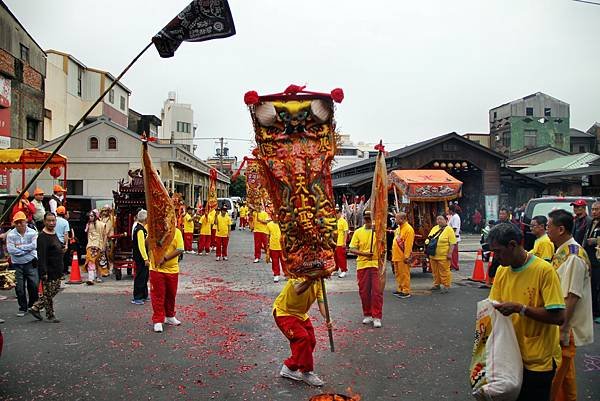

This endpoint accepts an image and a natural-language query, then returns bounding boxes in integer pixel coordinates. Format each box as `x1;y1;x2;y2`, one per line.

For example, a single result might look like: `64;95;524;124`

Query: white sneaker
153;323;163;333
373;318;382;328
273;275;280;282
338;271;347;278
216;257;221;261
253;258;260;263
279;364;303;381
223;257;228;261
165;316;181;326
302;371;324;387
362;316;373;325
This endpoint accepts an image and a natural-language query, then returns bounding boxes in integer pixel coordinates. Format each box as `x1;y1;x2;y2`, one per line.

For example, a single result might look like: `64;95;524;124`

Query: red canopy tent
0;148;68;190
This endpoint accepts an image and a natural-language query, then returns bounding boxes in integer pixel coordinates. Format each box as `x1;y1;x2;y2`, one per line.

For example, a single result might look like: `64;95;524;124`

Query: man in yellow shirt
548;209;594;401
488;223;565;401
425;215;457;293
214;205;232;261
333;207;349;278
183;206;195;254
253;205;270;263
267;217;283;282
392;212;415;298
529;215;554;262
150;227;184;333
349;211;383;328
239;203;249;230
273;276;331;387
198;205;212;255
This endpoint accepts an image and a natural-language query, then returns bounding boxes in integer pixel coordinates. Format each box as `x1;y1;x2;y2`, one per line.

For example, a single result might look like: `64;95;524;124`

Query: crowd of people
2;189;598;398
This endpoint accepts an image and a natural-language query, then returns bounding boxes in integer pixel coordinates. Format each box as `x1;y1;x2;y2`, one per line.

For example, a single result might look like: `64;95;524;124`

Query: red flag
152;0;236;58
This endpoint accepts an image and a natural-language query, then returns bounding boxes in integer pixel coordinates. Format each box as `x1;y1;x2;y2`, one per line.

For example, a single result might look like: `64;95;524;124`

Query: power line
572;0;600;5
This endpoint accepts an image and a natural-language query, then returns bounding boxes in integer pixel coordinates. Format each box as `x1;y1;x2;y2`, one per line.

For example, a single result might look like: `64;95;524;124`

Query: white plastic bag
469;299;523;401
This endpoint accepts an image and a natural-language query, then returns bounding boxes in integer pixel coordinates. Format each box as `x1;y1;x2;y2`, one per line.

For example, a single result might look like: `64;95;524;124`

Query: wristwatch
519;304;527;316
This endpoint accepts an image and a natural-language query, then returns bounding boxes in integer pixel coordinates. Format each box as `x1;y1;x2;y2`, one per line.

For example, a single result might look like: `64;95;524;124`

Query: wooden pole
320;277;335;352
0;42;153;224
393;185;400;213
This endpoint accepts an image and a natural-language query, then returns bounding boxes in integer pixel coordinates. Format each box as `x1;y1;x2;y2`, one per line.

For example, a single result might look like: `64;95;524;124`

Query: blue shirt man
6;211;39;316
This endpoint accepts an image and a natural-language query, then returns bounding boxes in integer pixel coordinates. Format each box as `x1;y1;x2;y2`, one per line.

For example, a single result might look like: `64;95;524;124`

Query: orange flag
142;139;176;264
370;141;389;292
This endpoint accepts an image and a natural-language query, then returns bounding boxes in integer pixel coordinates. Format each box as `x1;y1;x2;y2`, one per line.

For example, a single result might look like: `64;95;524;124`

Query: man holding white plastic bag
488;223;565;401
547;209;594;401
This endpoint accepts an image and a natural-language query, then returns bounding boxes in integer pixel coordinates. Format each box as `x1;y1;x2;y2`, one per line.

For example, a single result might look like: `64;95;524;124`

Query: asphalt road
0;230;598;401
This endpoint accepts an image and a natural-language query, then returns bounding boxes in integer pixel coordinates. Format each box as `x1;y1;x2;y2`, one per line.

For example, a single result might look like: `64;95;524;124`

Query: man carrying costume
267;215;283;282
273;275;331;387
392;212;415;299
198;204;212;255
349;211;383;328
214;205;232;261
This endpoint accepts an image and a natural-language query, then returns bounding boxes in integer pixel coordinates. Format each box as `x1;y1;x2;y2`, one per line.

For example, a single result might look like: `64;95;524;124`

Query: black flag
152;0;236;58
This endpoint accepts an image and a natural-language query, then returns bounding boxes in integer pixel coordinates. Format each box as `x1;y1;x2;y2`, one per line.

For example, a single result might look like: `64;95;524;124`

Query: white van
217;197;237;229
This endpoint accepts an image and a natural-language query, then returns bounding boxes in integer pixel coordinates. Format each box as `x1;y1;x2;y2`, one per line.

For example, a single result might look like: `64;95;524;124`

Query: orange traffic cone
469;249;486;282
66;251;83;284
38;281;43;295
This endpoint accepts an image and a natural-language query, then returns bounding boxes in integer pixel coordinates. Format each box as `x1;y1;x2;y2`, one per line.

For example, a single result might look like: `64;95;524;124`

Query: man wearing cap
349;211;384;328
571;199;591;246
214;205;232;261
55;206;71;275
6;211;39;317
49;185;66;215
31;188;46;230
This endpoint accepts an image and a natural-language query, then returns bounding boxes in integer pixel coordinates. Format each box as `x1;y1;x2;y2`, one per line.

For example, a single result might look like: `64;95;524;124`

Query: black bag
425;228;444;257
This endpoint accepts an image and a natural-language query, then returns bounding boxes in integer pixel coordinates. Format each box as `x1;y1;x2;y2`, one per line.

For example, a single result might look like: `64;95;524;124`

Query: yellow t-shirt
267;221;282;251
349;225;378;270
253;211;270;234
183;213;194;234
489;255;565;372
391;222;415;262
199;214;212;235
149;228;184;274
273;278;324;321
426;225;457;260
529;234;555;262
215;213;232;237
336;217;349;247
239;206;249;218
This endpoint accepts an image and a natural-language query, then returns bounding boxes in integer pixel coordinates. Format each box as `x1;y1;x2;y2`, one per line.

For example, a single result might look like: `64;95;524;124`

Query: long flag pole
0;42;153;224
320;277;335;352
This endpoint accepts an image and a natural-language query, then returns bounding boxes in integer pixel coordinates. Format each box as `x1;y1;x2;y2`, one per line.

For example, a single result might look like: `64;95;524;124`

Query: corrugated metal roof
519;153;600;174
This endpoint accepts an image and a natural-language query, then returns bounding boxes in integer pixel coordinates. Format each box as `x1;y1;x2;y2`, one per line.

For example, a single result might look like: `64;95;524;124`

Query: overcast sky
5;0;600;160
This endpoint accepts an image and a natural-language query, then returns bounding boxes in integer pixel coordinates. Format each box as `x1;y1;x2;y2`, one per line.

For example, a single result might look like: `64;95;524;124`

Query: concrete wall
160;98;193;151
509;116;570;153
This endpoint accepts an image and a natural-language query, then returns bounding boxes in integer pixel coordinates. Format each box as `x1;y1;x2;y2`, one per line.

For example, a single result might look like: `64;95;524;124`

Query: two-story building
43;49;131;141
489;92;570;157
37;117;229;205
0;0;46;149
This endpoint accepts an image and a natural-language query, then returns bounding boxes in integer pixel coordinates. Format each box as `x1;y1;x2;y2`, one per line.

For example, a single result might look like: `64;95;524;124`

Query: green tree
229;175;247;197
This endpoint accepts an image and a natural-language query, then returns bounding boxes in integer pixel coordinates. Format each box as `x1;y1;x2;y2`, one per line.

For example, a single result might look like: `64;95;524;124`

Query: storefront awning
388;169;462;201
0;148;67;169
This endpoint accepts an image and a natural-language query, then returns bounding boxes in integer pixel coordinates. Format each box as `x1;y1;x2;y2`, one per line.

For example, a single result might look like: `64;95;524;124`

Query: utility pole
219;137;224;173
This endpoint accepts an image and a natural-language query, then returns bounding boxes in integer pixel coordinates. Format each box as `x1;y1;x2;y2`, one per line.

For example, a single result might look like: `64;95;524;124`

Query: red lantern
50;167;61;178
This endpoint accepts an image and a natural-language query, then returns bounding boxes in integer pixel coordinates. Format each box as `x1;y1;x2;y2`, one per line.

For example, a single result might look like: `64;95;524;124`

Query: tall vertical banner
142;140;177;263
244;158;271;213
245;85;344;278
207;168;218;212
370;142;388;291
484;195;499;222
